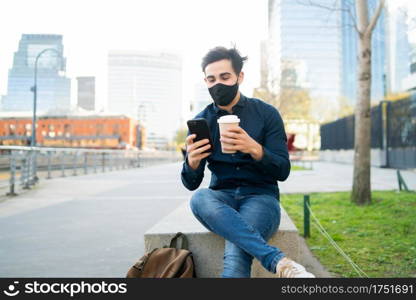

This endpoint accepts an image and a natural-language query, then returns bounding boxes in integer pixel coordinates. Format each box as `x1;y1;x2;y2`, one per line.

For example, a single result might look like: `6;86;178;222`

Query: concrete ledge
144;200;300;278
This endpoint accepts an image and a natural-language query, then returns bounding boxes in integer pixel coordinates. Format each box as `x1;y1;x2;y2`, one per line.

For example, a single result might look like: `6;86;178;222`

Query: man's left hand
220;127;264;161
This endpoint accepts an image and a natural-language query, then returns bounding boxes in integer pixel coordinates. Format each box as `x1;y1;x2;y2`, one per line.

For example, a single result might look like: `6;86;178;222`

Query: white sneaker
275;257;316;278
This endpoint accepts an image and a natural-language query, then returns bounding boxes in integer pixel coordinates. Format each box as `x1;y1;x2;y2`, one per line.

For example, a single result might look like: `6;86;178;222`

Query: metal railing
0;146;181;196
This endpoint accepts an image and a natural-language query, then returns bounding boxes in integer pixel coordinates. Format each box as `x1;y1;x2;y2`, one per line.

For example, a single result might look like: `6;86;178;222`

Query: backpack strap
169;232;189;250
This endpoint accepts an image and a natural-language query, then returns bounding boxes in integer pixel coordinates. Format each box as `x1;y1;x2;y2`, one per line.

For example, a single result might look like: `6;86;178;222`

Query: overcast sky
0;0;415;113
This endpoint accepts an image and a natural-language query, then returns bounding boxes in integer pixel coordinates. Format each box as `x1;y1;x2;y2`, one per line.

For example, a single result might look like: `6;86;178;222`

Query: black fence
320;93;416;169
320;115;354;150
320;103;383;150
387;96;416;148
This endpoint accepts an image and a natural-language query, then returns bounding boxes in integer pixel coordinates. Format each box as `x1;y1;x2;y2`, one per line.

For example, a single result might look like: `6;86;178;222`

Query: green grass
281;190;416;278
291;165;311;171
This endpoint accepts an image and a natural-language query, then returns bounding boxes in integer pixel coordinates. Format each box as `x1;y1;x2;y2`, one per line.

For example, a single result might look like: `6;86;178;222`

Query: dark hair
201;46;248;74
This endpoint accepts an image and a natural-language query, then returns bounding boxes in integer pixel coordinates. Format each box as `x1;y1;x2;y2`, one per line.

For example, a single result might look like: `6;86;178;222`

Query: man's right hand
185;134;211;170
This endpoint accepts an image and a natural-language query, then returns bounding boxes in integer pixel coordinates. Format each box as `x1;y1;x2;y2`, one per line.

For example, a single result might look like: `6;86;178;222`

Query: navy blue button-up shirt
180;93;291;198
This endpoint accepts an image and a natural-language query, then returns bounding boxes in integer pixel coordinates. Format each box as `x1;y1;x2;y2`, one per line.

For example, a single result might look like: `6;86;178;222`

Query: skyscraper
402;43;416;91
107;50;182;149
267;0;342;102
342;0;412;104
77;76;95;111
1;34;71;112
385;4;411;93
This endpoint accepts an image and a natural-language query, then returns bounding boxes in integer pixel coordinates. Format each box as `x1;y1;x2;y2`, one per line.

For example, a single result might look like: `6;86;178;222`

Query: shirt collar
213;93;247;114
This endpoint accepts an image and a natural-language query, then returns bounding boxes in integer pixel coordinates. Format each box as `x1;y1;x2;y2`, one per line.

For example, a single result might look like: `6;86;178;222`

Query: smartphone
186;118;214;154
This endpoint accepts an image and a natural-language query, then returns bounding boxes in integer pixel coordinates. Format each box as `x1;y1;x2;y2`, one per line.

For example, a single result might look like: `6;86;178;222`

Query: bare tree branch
345;2;360;33
295;0;360;33
365;0;385;37
305;0;338;11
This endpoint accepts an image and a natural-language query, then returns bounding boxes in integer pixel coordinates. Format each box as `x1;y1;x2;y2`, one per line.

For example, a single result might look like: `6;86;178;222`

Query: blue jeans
189;187;286;278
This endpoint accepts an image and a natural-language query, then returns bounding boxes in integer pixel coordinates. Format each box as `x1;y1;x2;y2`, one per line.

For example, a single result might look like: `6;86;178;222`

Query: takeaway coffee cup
217;115;240;154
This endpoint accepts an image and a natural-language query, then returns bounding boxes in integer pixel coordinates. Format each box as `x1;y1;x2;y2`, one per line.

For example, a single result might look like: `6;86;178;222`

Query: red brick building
0;114;146;149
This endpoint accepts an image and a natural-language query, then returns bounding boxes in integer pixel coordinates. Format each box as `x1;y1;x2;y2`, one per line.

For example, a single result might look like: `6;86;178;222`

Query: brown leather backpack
126;232;196;278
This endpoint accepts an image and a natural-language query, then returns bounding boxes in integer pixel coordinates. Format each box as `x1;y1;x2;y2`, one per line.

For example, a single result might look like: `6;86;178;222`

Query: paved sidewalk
280;161;416;194
0;163;196;277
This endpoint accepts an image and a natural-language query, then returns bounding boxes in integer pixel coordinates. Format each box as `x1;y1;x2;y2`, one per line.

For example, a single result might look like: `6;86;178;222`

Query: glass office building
107;50;183;149
402;44;416;91
268;0;342;102
77;76;95;111
1;34;71;112
385;5;410;93
341;0;411;104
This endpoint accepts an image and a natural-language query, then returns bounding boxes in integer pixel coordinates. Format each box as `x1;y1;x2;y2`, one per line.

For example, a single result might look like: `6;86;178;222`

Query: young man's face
204;59;243;88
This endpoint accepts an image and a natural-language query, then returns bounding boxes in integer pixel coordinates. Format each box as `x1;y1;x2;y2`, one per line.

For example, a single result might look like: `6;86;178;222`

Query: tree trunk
351;0;374;205
351;34;372;205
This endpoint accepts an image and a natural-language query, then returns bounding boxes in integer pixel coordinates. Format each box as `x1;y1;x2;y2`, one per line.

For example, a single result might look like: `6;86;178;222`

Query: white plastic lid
217;115;240;124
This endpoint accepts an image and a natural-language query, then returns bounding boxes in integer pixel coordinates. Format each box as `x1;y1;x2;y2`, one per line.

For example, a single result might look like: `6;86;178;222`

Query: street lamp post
30;48;64;184
31;48;63;147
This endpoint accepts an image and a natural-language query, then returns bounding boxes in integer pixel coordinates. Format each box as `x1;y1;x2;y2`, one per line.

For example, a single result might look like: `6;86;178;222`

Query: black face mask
208;77;239;107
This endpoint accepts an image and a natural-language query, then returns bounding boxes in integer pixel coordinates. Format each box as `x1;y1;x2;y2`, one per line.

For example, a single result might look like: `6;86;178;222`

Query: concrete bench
144;200;300;278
